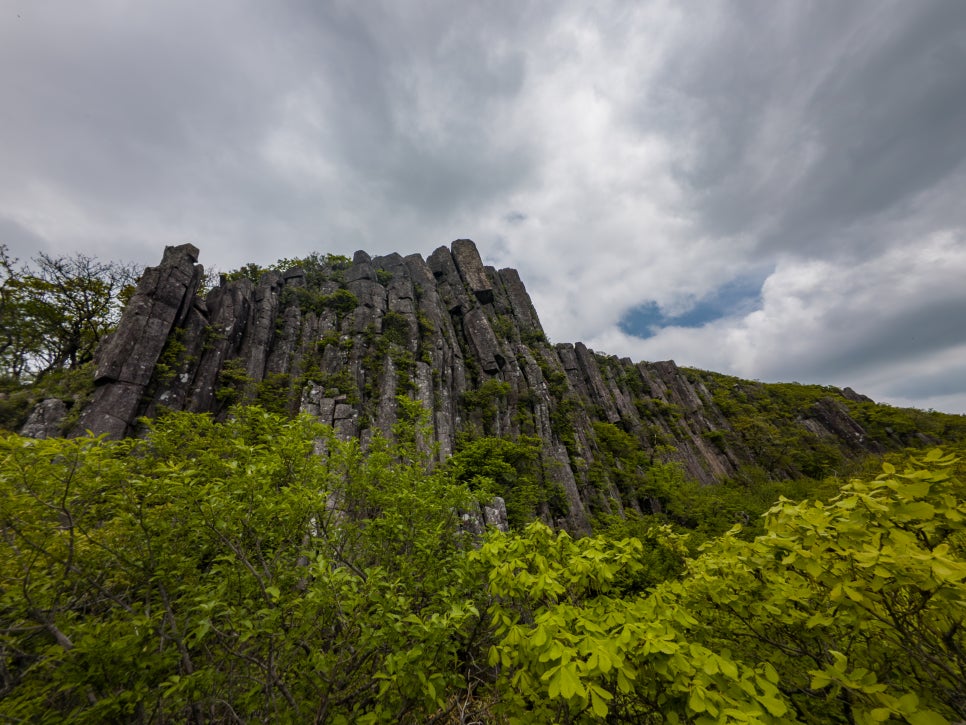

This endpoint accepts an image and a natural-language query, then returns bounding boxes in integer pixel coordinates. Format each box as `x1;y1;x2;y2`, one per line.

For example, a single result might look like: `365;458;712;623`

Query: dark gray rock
427;246;471;315
346;258;377;284
841;386;874;403
807;397;882;452
20;399;68;439
497;267;543;337
556;343;579;372
346;279;386;311
574;343;620;423
245;275;283;381
70;238;896;535
483;496;509;531
460;496;510;535
75;244;203;437
451;239;493;304
75;382;143;439
463;308;503;374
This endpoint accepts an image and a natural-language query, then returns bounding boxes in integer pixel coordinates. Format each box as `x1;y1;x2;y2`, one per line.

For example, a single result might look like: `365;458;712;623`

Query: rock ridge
65;240;898;533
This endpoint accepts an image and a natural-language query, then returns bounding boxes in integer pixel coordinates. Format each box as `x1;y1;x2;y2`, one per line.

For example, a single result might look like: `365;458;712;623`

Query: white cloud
3;0;966;412
586;232;966;410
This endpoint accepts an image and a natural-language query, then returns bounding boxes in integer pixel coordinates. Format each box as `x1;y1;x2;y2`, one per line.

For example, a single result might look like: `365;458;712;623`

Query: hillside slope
33;240;965;532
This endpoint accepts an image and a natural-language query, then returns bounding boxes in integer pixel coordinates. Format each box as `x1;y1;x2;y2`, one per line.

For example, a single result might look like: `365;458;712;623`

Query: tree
0;246;35;381
0;245;138;382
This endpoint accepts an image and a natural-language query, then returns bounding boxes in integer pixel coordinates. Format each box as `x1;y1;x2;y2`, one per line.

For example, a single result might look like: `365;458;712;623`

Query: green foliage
325;288;359;314
474;448;966;723
152;326;188;386
490;314;515;339
316;330;342;350
0;245;137;382
699;373;860;478
415;311;434;336
536;357;583;458
2;412;964;722
305;369;360;404
521;327;549;345
0;247;136;432
636;396;683;423
0;407;484;723
226;253;352;284
223;261;265;283
375;269;393;285
461;379;512;431
381;311;411;347
215;358;251;406
665;447;966;723
254;372;294;415
449;435;567;527
392;349;417;396
281;286;359;316
847;401;966;447
588;420;650;504
321;253;351;271
0;364;96;434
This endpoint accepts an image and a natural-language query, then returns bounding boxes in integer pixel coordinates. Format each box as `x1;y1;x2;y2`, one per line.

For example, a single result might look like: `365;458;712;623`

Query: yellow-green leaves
3;419;964;724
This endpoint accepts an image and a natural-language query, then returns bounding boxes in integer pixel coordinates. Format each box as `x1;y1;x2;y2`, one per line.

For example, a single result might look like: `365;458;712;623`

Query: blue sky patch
619;274;766;339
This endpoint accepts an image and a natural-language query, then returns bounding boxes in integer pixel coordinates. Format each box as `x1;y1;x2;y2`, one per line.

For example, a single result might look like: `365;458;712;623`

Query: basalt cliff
59;241;949;532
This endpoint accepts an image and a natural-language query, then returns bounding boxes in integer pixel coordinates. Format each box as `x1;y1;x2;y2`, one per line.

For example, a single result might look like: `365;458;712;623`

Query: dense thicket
2;406;963;723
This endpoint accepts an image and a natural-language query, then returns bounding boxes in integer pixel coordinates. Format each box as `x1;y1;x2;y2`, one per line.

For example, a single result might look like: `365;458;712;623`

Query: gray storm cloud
2;0;965;412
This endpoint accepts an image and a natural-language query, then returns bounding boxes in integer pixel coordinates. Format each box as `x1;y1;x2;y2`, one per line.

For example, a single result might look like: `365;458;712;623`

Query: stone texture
75;244;203;437
20;398;68;439
462;308;503;374
68;238;894;534
461;496;510;535
427;246;471;315
497;267;543;337
451;239;493;304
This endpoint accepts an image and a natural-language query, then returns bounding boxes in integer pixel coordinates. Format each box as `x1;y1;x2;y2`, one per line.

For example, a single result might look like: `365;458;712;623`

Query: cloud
586;232;966;409
2;0;965;412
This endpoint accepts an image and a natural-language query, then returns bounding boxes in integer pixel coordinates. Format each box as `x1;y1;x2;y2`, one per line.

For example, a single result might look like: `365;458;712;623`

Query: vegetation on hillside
0;245;138;432
2;406;963;723
3;248;966;721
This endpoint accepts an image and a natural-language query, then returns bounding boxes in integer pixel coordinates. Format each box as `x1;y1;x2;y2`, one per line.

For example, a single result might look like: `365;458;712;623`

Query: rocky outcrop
20;398;68;439
61;239;898;533
74;244;203;438
461;496;510;536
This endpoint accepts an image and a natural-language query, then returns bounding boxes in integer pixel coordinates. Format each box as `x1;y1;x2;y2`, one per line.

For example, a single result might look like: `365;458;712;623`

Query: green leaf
897;692;919;713
899;501;935;520
719;657;739;680
557;662;584;700
757;695;787;717
689;687;707;714
590;687;610;718
761;661;779;684
907;709;950;725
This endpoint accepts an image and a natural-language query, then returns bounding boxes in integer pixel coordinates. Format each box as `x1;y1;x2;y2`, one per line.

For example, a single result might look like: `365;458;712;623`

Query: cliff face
73;241;894;532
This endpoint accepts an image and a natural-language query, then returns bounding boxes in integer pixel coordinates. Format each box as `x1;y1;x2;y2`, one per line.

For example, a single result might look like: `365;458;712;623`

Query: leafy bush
0;407;484;723
2;411;963;723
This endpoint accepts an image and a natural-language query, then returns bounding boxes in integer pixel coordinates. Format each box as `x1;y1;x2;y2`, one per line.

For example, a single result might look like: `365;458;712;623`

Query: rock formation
66;240;897;533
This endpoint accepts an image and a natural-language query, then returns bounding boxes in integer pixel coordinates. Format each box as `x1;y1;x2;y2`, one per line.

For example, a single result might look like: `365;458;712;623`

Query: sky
3;0;966;413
